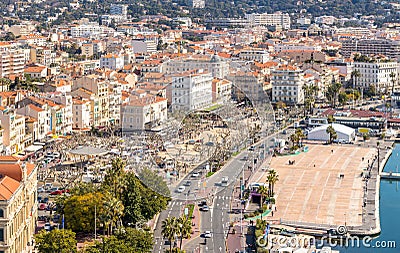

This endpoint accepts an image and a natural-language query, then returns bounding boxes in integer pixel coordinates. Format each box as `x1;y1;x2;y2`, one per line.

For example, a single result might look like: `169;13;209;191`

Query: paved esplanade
260;144;375;226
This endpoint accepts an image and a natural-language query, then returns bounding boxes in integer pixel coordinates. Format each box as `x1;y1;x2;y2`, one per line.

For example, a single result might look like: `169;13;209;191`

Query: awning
25;145;43;153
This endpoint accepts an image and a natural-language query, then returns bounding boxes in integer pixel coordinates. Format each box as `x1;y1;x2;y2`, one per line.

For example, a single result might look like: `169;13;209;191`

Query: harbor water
333;144;400;252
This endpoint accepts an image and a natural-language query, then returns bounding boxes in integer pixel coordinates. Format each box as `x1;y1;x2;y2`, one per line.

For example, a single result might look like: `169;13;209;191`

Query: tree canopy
34;229;77;253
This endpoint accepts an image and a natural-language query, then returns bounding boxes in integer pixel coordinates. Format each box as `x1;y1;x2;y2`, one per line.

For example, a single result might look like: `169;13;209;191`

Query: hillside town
0;2;400;253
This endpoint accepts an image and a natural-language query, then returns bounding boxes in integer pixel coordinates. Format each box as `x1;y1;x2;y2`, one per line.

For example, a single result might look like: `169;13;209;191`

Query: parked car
201;205;209;212
44;223;51;231
37;187;45;193
38;203;47;210
42;197;49;203
50;190;63;195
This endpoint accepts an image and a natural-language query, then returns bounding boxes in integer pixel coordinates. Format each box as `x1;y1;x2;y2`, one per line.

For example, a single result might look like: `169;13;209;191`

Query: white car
44;223;51;231
191;172;200;178
204;231;212;238
176;186;186;193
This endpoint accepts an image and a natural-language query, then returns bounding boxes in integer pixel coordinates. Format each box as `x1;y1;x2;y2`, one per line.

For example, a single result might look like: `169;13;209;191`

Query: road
153;127;294;253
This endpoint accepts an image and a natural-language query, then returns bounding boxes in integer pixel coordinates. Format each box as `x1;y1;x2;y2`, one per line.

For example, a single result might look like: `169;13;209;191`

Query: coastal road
153;127;294;252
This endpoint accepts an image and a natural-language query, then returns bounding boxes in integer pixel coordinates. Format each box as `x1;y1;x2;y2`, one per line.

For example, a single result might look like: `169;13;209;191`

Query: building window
0;228;4;241
0;209;3;218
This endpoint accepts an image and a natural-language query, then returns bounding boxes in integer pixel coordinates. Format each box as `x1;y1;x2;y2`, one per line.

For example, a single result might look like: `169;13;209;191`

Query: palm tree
303;83;318;115
289;133;299;149
102;194;124;235
267;170;279;197
326;82;342;108
103;158;126;199
295;128;305;147
351;70;361;89
257;185;268;208
177;215;192;250
162;217;178;252
326;125;337;144
390;72;397;95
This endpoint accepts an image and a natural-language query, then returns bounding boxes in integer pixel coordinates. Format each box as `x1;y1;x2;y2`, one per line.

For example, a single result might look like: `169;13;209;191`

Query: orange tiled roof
0;176;20;200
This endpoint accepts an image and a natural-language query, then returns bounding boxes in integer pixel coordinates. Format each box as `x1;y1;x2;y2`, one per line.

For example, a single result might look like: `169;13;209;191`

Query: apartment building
211;78;232;103
165;54;229;79
73;75;110;126
0;43;25;78
228;71;268;103
0;109;26;154
169;70;213;112
245;12;291;29
16;104;50;141
121;92;167;131
353;58;398;92
0;157;37;253
110;4;128;18
17;34;47;46
271;65;305;105
341;39;400;60
100;54;124;70
238;49;270;63
72;98;91;130
71;23;104;38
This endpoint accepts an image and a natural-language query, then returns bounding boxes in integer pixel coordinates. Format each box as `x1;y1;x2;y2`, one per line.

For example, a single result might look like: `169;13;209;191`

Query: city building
0;109;26;154
169;70;213;112
0;43;25;78
228;71;269;103
72;98;91;130
211;78;232;103
165;54;229;79
245;12;291;29
100;54;124;70
71;23;104;38
307;123;356;142
238;49;270;63
189;0;205;8
271;65;305;105
341;39;400;60
0;157;37;253
353;57;398;92
16;104;50;141
121;92;167;131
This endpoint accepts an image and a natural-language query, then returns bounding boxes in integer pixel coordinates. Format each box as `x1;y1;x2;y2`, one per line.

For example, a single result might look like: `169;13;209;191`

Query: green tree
326;125;338;144
84;227;153;253
351;70;361;88
266;170;279;197
177;215;192;250
338;91;348;106
326;82;342;108
257;185;268;208
34;229;77;253
390;72;397;95
103;157;126;199
101;193;124;235
295;128;305;147
62;192;105;232
161;217;178;252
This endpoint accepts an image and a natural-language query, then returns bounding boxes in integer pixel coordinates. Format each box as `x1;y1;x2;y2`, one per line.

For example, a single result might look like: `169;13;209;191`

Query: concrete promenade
248;142;394;236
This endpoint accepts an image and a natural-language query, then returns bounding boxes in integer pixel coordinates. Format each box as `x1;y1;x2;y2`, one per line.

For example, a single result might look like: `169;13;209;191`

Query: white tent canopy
69;146;109;156
307;123;356;142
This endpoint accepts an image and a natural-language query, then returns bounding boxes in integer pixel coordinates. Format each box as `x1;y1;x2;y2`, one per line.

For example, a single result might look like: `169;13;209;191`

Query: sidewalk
226;225;246;253
182;204;201;248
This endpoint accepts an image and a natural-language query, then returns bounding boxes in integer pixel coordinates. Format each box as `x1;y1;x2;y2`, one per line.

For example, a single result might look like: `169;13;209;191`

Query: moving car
183;181;192;186
191;172;200;178
201;205;209;212
204;231;212;238
176;186;186;193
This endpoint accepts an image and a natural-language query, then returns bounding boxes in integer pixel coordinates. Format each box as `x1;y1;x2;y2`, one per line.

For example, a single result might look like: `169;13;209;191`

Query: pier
380;171;400;180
